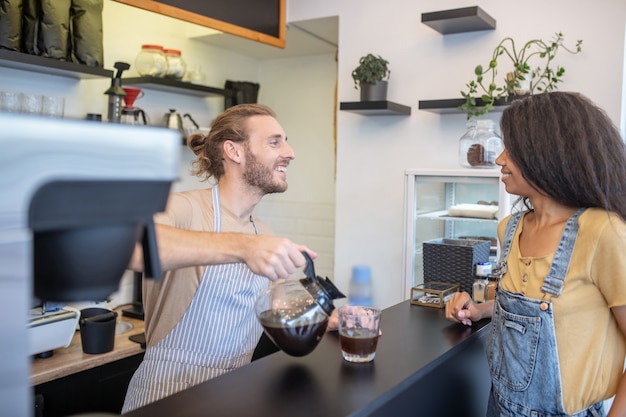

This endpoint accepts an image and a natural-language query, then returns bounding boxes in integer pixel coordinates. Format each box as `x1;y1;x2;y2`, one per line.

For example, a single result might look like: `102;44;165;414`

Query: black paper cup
79;308;117;354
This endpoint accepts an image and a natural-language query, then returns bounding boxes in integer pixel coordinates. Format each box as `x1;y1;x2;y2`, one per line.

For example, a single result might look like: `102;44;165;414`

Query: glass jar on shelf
459;119;503;169
164;48;186;80
184;64;207;85
134;44;168;77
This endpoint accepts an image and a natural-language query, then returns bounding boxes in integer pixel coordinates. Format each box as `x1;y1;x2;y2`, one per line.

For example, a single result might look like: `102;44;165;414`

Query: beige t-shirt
498;208;626;413
143;188;273;347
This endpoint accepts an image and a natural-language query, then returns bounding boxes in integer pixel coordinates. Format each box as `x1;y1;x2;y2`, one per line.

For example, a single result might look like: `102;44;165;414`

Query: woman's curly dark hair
501;91;626;221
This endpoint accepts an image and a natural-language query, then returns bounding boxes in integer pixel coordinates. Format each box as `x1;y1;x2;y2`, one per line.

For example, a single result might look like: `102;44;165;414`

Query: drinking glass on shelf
0;91;21;112
42;96;65;118
20;93;43;115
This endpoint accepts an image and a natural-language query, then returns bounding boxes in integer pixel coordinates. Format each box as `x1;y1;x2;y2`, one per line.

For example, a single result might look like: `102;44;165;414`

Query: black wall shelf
0;49;112;79
419;7;500;115
340;101;412;116
419;95;526;114
422;6;496;35
122;77;225;97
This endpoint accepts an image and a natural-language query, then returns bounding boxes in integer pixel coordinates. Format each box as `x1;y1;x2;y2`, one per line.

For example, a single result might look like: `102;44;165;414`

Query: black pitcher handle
302;251;316;280
299;251;346;315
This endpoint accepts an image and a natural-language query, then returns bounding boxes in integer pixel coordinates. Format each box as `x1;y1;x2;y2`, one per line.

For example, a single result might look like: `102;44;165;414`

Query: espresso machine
0;113;180;417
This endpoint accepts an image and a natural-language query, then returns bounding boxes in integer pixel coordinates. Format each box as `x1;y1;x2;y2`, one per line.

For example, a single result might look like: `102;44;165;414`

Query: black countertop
124;301;492;417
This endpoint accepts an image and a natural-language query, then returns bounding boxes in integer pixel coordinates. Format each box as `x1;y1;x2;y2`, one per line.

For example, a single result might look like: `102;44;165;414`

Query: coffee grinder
104;61;130;123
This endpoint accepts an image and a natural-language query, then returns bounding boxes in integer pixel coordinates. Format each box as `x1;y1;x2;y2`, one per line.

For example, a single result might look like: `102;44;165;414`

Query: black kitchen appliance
0;112;180;417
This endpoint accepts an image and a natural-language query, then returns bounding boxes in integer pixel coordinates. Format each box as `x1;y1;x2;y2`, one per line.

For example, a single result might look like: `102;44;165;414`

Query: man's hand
327;309;339;331
239;235;317;281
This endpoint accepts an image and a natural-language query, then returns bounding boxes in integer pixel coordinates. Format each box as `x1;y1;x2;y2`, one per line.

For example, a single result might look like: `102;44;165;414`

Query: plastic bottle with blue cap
348;265;374;306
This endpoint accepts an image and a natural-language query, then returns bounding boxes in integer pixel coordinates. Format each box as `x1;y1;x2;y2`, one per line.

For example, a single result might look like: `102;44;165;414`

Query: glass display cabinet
402;169;515;298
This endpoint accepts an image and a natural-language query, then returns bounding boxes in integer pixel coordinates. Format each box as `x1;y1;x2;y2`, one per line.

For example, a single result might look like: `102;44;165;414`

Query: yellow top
498;208;626;413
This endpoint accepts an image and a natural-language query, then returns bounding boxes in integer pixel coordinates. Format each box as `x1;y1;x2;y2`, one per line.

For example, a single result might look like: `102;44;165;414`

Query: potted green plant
351;53;390;101
459;32;583;119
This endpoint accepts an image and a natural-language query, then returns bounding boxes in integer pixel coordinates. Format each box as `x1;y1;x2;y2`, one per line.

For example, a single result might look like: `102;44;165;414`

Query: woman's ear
223;140;243;163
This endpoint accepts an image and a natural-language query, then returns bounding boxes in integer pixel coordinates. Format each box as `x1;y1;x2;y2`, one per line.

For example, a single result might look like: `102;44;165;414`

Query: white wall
255;54;338;278
0;1;338;308
288;0;626;308
3;0;624;311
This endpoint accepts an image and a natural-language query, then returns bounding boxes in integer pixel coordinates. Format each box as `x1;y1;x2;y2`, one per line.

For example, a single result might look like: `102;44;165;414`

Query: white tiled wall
255;198;335;280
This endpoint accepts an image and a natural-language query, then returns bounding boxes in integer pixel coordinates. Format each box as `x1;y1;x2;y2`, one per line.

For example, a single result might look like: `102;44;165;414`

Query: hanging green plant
459;32;582;119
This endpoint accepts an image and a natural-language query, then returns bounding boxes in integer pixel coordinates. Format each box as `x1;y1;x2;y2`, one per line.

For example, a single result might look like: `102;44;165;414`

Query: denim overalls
486;208;604;417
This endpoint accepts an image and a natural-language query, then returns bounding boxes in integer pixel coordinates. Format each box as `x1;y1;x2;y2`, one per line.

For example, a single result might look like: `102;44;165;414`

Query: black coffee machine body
0;113;180;417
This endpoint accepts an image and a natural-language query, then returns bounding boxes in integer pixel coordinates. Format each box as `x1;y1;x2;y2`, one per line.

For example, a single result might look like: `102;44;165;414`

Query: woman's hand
445;291;492;326
327;309;339;331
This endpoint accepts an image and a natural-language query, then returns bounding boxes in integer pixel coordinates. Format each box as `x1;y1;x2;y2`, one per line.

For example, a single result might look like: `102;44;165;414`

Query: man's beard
243;147;288;194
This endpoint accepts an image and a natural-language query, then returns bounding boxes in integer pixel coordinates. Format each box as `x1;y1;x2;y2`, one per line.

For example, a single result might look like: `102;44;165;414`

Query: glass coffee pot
121;107;147;125
121;87;147;125
255;252;345;357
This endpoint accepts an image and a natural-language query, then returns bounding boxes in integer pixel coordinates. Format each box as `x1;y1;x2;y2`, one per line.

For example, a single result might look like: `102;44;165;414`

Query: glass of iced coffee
338;305;381;363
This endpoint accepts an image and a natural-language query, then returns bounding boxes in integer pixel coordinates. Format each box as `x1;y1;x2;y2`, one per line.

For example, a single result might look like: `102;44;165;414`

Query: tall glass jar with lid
164;49;186;80
459;119;503;169
135;44;168;77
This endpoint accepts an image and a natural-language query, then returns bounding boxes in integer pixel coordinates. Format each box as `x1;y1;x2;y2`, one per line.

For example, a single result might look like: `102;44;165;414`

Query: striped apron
122;186;267;412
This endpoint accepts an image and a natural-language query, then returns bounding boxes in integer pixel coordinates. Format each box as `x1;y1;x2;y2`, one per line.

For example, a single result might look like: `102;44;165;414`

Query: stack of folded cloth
448;203;499;219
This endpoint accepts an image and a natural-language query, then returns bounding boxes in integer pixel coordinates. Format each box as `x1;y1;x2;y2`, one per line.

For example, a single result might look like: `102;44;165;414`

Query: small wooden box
410;281;460;309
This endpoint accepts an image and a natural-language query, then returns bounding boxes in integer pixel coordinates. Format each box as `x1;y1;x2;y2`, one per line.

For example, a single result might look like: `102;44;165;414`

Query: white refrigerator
402;168;516;299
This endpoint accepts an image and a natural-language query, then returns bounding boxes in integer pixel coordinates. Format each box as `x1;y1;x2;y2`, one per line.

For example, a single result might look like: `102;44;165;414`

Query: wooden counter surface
31;308;145;386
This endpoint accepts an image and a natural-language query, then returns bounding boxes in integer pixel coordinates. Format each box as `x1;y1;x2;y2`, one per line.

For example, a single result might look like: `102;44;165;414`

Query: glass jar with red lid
134;44;168;77
163;48;186;80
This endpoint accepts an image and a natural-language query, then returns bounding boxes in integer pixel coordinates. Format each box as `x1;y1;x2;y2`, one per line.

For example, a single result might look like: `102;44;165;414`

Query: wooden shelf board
122;77;225;97
422;6;496;34
340;100;412;116
0;49;112;79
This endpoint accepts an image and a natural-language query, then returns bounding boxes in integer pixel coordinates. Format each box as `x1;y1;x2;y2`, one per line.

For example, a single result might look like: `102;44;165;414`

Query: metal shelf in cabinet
122;77;226;97
416;210;498;223
0;49;113;79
